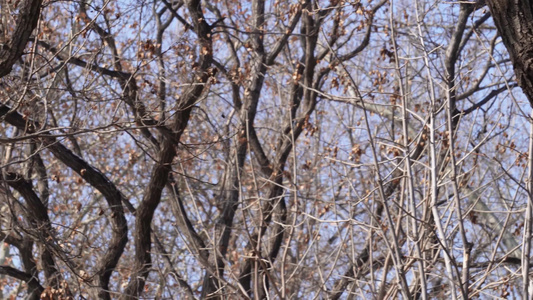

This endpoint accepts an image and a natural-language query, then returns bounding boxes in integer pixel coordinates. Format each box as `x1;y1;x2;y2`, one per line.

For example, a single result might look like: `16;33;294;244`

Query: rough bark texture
487;0;533;105
0;0;42;77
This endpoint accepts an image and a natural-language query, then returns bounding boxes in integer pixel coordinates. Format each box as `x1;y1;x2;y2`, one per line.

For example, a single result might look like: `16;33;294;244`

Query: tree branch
0;0;43;78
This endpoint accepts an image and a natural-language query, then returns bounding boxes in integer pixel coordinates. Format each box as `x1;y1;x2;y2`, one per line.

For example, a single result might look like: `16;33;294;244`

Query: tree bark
487;0;533;105
0;0;42;78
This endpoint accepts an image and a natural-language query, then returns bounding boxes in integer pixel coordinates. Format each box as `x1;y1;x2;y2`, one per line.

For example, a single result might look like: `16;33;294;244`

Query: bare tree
0;0;531;298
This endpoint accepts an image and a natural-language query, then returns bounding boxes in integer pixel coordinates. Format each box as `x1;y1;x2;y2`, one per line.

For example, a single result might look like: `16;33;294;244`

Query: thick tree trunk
487;0;533;105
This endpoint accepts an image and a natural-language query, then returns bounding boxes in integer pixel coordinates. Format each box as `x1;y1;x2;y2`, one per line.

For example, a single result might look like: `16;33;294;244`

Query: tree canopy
0;0;532;299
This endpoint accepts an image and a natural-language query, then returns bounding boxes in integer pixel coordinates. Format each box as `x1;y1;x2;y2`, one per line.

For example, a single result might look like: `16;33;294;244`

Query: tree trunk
487;0;533;105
